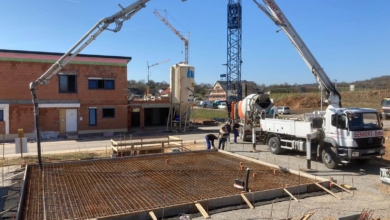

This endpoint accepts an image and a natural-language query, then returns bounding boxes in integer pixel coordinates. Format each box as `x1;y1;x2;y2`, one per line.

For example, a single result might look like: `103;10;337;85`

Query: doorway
131;112;140;127
65;109;77;132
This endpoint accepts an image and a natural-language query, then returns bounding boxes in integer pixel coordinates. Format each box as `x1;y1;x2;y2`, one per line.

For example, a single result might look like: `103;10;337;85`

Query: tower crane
226;0;242;103
154;10;189;64
147;59;171;84
146;59;170;95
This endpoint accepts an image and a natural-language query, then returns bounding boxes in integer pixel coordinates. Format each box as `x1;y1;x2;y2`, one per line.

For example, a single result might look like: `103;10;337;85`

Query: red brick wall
79;105;127;131
0;60;128;134
9;105;34;133
0;61;128;105
0;121;5;135
39;108;60;132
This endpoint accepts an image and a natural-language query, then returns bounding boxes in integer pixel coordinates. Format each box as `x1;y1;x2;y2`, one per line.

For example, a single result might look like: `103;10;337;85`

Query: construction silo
167;63;195;132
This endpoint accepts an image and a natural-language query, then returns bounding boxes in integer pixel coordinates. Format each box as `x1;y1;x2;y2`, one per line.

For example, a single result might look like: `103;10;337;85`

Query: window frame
0;109;3;122
58;75;78;93
89;108;97;126
102;107;115;118
88;78;115;90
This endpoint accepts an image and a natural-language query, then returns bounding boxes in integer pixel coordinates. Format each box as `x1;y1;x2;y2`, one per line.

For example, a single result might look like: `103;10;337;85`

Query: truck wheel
268;137;282;154
239;127;245;141
355;158;370;165
321;147;340;169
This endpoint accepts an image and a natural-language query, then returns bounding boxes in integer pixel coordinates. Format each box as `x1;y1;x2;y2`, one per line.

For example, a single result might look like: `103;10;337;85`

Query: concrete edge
219;150;329;182
93;182;329;220
16;165;29;220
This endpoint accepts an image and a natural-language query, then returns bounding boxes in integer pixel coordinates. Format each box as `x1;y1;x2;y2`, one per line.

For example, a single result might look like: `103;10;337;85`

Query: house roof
214;80;257;92
0;49;132;66
160;88;170;95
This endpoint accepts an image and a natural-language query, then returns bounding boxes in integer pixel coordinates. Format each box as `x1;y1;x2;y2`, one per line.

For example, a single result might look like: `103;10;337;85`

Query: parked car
218;102;227;110
277;106;291;114
199;101;213;108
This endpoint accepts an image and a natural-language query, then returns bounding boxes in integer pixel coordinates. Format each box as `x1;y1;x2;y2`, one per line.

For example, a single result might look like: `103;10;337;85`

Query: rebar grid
22;151;316;219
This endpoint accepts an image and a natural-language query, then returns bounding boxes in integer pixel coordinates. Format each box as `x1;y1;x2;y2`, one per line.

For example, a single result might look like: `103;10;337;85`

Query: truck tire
355;158;370;165
321;147;340;169
268;137;283;154
240;127;245;141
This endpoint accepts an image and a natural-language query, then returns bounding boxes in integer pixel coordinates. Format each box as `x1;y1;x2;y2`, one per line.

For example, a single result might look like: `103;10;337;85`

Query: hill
271;89;390;111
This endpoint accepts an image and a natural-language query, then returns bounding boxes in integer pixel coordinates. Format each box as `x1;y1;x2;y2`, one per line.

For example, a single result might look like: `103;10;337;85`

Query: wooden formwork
111;136;185;156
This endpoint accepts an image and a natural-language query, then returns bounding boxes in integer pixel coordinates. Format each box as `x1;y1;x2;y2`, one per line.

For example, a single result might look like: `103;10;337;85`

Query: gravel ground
192;142;390;220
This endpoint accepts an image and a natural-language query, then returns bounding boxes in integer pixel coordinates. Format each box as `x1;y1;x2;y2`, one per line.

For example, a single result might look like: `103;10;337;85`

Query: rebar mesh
22;151;316;219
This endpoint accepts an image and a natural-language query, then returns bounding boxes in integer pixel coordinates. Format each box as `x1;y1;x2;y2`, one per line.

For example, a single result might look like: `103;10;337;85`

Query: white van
277;106;291;114
218;102;227;110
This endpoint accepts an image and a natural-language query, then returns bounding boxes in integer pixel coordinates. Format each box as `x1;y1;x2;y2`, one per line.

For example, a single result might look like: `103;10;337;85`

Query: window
59;75;77;93
331;114;347;129
89;79;115;90
0;110;3;121
89;108;97;126
102;107;115;118
348;113;381;131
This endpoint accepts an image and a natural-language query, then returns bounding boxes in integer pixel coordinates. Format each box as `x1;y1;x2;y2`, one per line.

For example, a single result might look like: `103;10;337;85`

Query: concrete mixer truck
239;0;386;169
236;93;274;142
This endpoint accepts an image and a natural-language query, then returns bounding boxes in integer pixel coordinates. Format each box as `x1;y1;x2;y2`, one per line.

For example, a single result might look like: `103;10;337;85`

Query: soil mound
274;94;327;109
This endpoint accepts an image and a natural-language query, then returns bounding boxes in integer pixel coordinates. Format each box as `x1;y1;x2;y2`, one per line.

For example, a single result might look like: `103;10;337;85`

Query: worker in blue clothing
205;134;218;150
232;120;240;144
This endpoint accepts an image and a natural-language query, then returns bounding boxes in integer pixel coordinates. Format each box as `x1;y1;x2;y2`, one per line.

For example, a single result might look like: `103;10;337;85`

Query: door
66;109;77;132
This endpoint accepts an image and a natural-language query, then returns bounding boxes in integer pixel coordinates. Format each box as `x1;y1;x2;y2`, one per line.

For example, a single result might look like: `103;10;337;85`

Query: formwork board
19;151;318;220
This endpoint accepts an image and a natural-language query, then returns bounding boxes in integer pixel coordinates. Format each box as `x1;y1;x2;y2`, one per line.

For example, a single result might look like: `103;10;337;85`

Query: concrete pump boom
253;0;341;108
29;0;176;171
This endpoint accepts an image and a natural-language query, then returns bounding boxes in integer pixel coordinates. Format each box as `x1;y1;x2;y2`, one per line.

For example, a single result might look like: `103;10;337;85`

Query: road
0;125;222;158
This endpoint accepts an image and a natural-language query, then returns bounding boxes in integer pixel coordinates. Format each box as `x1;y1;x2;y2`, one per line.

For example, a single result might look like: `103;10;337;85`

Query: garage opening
144;108;169;126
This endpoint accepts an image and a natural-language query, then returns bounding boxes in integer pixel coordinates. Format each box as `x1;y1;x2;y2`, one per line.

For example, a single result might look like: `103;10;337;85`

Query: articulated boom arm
30;0;149;90
29;0;164;171
154;10;189;64
253;0;341;107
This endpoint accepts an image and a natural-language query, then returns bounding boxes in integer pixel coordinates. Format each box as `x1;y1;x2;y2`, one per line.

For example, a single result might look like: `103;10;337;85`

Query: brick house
0;49;131;140
208;80;259;102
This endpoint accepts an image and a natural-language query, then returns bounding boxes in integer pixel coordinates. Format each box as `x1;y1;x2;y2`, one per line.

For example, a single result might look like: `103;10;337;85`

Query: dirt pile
274;94;327;109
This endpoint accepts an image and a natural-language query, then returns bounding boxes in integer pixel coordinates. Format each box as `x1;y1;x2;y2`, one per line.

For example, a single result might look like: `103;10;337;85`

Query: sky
1;0;390;86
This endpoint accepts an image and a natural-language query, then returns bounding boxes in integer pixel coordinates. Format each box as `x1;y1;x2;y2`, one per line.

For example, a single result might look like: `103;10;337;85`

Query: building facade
208;80;259;102
0;49;131;140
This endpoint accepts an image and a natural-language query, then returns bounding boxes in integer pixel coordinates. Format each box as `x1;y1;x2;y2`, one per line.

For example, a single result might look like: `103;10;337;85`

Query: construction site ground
190;142;390;220
2;93;390;219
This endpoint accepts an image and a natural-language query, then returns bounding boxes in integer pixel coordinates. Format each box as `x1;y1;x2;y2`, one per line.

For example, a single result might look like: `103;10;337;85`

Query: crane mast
154;10;189;64
253;0;341;107
227;0;242;103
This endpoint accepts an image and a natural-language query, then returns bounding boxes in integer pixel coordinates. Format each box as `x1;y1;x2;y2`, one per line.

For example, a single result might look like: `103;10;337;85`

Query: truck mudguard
317;137;339;157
